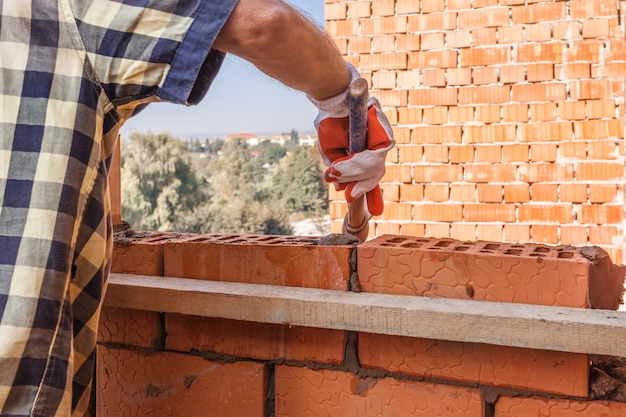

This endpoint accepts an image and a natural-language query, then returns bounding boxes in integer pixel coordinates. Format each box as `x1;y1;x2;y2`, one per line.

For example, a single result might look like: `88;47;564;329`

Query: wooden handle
344;78;370;242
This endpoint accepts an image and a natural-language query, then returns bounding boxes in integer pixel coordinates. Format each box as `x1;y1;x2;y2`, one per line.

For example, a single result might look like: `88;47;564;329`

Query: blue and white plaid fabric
0;0;237;415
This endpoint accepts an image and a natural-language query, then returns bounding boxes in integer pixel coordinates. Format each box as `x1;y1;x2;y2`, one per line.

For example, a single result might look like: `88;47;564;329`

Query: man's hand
310;69;395;216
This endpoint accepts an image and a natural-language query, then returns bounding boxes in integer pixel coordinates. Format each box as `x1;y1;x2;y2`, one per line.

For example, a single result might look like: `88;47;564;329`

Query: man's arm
212;0;350;100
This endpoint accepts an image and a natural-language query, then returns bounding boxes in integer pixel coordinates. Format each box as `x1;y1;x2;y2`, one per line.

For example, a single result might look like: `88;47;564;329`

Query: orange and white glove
309;63;395;216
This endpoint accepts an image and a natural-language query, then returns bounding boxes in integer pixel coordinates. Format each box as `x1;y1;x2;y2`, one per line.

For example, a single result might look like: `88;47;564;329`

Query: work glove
309;63;395;216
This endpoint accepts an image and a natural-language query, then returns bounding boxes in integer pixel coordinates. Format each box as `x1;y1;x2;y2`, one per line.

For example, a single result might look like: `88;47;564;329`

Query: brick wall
324;0;625;264
98;232;626;416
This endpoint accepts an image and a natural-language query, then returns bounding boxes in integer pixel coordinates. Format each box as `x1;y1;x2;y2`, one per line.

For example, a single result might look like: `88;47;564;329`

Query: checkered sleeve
69;0;238;107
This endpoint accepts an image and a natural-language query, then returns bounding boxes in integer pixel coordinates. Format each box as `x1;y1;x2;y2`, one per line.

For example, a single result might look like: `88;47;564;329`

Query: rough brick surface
97;347;266;417
357;235;624;309
275;366;484;416
165;315;345;365
164;234;352;290
98;307;163;349
359;334;589;397
112;229;185;276
496;396;626;416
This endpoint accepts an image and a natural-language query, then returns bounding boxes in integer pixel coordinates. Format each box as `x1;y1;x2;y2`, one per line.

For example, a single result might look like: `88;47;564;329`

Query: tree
290;128;299;145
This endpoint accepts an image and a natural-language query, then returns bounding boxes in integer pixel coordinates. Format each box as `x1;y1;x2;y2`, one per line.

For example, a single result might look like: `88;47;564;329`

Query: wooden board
106;273;626;357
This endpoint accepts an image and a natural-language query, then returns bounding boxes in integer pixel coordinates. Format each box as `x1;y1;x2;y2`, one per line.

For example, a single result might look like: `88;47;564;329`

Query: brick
458;8;510;28
477;184;502;203
450;184;476;202
519;122;573;142
587;99;616;119
380;184;400;202
465;203;516;222
499;65;525;83
165;315;345;364
570;0;618;19
396;0;420;14
425;223;451;238
381;202;413;220
476;224;504;241
397;107;422;125
275;366;485;417
459;85;510;104
393;127;412;144
360;16;408;35
411;125;463;143
97;347;266;417
408;50;458;69
449;106;474;123
525;23;552;42
474;103;501;123
422;69;446;87
465;164;517;183
408;12;457;32
530;143;557;162
513;83;567;103
450;223;476;241
589;184;618;203
422;105;448;124
512;3;566;24
424;184;450;202
531;184;558;202
532;225;559;244
459;47;509;66
560;141;587;159
360;53;407;71
574;120;623;140
472;67;498;85
502;104;528;122
384;164;413;182
396;33;421;51
503;144;529;162
568;40;603;62
553;21;581;40
112;231;183;276
371;35;396;53
409;88;458;107
325;2;347;20
582;19;611;38
414;204;463;222
326;20;358;38
400;222;425;237
446;30;471;48
375;221;401;236
579;204;623;224
420;0;445;13
400;184;424;202
374;89;408;107
164;234;352;289
371;0;395;16
348;37;370;54
423;145;449;162
98;307;164;349
358;235;618;309
560;226;589;245
347;1;371;18
577;162;623;181
471;27;497;46
592;62;626;78
448;0;471;10
589;225;619;245
523;163;574;183
504;224;530;243
517;43;567;63
420;32;445;50
504;183;530;203
555;62;591;79
519;204;574;224
496;396;626;417
372;71;396;89
527;63;554;82
587;140;620;160
558;101;586;121
464;125;516;143
358;335;587;397
530;103;558;122
447;68;472;86
498;26;524;44
450;145;474;163
560;183;588;203
570;80;615;100
475;144;502;162
398;144;423;162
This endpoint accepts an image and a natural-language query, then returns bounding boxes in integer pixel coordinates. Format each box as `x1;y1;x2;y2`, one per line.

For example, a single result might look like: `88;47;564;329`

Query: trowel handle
348;78;369;154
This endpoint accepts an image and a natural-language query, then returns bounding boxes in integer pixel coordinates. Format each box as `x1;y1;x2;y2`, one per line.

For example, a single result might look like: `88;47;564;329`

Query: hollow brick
504;184;530;203
164;315;345;365
577;162;623;181
164;234;352;290
517;43;567;63
424;184;450;202
396;0;420;14
519;204;574;224
560;183;588;203
525;23;552;42
589;225;619;245
571;80;615;100
568;40;603;62
582;19;611;38
360;16;408;36
408;88;459;107
463;124;516;143
408;50;458;69
593;62;626;78
380;184;400;202
560;141;587;159
360;53;407;71
449;145;474;163
464;203;516;222
381;202;413;221
529;103;558;122
477;184;503;203
371;34;396;53
371;0;395;17
531;224;559;244
400;222;425;237
504;224;531;243
530;143;558;162
98;307;163;349
413;203;463;222
422;105;447;124
112;231;183;276
475;144;502;162
574;120;623;140
558;101;586;121
448;0;471;10
376;221;401;236
498;26;524;44
458;8;510;29
471;27;497;46
396;33;421;52
413;164;463;182
459;46;509;67
589;184;618;203
465;164;517;183
423;144;449;162
472;67;498;85
97;347;266;417
499;65;525;83
359;333;588;397
512;2;566;24
496;396;626;417
396;70;420;89
450;184;476;202
275;366;484;417
527;63;554;82
579;204;623;225
556;62;591;80
383;164;412;182
408;12;457;32
560;225;589;245
357;234;624;309
347;1;371;19
446;30;471;48
586;99;617;119
570;0;618;18
476;224;504;241
421;32;445;50
553;21;581;40
502;144;529;162
411;125;463;144
450;223;476;241
447;68;472;86
425;223;451;238
449;106;474;123
422;69;446;88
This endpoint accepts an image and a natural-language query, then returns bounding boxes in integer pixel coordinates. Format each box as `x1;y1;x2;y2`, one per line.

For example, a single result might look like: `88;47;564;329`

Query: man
0;0;393;416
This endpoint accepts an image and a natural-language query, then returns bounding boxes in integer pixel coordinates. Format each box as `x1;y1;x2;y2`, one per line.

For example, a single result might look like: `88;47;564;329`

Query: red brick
411;125;463;143
408;12;458;32
568;40;603;62
165;316;345;364
164;234;351;289
396;33;421;52
396;0;420;14
582;18;611;38
448;0;471;10
560;141;587;159
397;107;422;125
574;120;623;140
325;2;347;20
450;223;477;241
275;366;485;417
449;106;474;123
589;184;618;203
513;83;567;102
502;104;528;122
409;88;458;107
371;35;396;53
524;163;574;184
420;0;445;13
423;144;449;162
408;50;458;69
519;122;573;142
525;23;552;42
371;0;395;16
449;145;474;163
553;21;581;40
504;224;531;243
570;80;615;100
529;103;558;122
531;184;559;202
476;224;504;241
465;164;517;183
360;53;407;71
447;68;472;86
527;63;554;82
384;164;413;182
97;347;266;417
359;335;587;397
398;144;423;162
589;225;619;245
592;62;626;78
555;62;591;79
560;226;589;245
375;89;408;107
458;8;510;28
475;144;502;162
414;204;463;222
424;184;450;202
425;223;451;238
381;202;413;220
348;37;370;54
98;307;163;349
512;3;566;24
326;20;358;37
400;222;426;237
561;183;588;203
471;27;497;46
420;32;445;50
396;70;420;88
504;183;530;203
422;105;448;124
347;1;371;18
588;140;620;160
496;396;626;417
498;26;524;44
577;162;623;181
375;221;401;236
530;144;557;162
579;205;623;224
503;144;529;162
500;65;525;83
477;184;502;202
517;43;567;63
112;232;183;276
532;224;559;244
465;203;516;222
372;71;396;89
380;184;400;202
400;184;425;202
519;204;574;224
570;0;618;19
460;85;510;104
558;101;586;121
360;16;408;35
446;30;471;48
472;67;498;85
459;46;509;66
450;184;476;202
587;99;617;119
464;125;516;143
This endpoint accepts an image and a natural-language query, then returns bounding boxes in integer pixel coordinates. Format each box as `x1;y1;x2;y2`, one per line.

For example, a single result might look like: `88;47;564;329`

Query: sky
120;0;325;139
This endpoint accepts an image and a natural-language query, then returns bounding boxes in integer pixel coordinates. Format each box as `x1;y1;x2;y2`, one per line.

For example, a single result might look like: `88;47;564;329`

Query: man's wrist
307;62;360;112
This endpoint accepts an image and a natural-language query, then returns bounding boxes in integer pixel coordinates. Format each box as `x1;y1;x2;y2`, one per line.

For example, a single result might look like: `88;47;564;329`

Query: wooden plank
105;273;626;357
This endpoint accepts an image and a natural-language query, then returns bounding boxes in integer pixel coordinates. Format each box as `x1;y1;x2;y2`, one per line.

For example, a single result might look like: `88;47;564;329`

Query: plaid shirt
0;0;237;415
